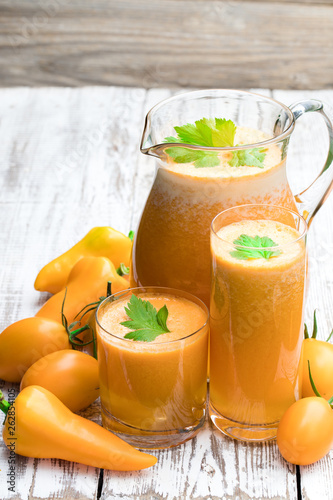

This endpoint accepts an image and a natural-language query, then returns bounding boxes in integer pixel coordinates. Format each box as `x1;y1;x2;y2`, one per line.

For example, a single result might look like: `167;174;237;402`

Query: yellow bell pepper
34;227;132;294
1;386;157;470
36;256;128;326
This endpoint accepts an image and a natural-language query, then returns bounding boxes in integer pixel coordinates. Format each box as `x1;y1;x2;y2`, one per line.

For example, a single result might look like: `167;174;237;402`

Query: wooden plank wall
0;0;332;89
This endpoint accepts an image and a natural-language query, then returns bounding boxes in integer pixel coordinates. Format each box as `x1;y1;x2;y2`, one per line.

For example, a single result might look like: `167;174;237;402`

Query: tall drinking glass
209;204;307;441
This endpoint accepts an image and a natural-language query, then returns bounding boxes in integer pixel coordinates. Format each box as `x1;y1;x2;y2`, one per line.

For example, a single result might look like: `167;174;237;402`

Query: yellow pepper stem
116;263;130;276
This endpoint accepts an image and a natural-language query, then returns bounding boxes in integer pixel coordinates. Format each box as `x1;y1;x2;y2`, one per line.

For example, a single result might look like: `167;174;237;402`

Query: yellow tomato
0;318;70;383
277;397;333;465
20;350;99;413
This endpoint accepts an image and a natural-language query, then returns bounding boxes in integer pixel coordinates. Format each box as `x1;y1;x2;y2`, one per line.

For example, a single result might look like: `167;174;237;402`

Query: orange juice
209;208;307;441
132;127;296;307
96;288;209;448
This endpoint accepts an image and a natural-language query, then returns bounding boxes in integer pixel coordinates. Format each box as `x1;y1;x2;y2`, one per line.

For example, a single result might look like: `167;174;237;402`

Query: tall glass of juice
96;286;209;449
209;204;307;441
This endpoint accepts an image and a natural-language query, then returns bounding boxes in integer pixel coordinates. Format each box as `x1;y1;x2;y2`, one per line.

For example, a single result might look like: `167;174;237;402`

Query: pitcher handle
289;99;333;226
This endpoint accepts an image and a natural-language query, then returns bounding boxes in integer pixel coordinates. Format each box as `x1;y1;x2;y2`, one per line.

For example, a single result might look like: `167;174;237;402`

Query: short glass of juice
96;286;209;449
209;204;307;442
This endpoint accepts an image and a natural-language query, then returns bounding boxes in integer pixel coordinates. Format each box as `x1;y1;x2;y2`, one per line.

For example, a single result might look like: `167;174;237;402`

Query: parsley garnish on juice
230;234;281;260
120;294;170;342
228;148;266;169
164;117;266;169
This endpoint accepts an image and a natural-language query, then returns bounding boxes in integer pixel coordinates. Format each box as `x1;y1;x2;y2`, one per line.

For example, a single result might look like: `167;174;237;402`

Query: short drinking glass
96;286;209;449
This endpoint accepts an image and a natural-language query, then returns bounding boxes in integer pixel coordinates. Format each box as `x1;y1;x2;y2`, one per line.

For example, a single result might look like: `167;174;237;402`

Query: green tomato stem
312;309;318;339
61;288;68;329
0;391;10;416
74;301;100;321
308;360;322;398
75;281;114;323
69;324;98;359
91;324;97;360
326;328;333;343
69;324;90;340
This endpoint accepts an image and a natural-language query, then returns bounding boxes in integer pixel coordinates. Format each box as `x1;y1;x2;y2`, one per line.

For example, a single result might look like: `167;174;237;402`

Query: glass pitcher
131;90;333;306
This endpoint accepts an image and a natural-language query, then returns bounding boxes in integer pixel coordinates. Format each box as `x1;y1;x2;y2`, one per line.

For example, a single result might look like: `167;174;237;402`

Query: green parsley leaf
229;148;266;168
116;262;130;276
164;117;266;169
120;294;170;342
174;118;215;146
212;118;237;147
230;234;281;260
165;147;219;168
164;117;235;148
128;230;134;241
164;136;180;143
164;117;236;168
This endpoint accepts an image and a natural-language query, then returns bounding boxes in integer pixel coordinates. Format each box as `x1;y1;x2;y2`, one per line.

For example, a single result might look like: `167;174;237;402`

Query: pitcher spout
140;113;155;156
140;109;170;159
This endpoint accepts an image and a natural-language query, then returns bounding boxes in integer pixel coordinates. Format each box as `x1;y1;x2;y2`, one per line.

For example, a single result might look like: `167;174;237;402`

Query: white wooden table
0;86;333;500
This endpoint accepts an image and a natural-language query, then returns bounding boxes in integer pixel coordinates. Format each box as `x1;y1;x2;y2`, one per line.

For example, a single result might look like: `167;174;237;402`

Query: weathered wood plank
1;1;333;89
101;422;298;500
